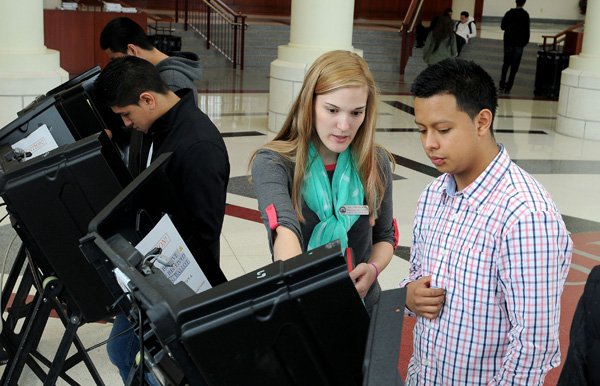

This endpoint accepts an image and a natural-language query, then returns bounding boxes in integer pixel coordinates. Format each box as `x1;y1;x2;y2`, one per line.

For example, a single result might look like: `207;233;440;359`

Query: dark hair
94;56;169;107
460;11;469;18
99;17;154;53
516;0;526;6
411;58;498;130
443;7;453;16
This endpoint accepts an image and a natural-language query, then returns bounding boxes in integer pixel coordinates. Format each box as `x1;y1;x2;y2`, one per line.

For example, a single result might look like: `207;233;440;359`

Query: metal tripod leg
1;273;62;385
43;307;105;386
0;245;51;383
1;243;108;385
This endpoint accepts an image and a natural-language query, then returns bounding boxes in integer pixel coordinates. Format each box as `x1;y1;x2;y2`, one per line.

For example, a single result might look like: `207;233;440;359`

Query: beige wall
483;0;582;20
452;0;475;19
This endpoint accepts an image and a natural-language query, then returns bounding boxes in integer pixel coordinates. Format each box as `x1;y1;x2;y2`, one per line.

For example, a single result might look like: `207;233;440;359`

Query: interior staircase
174;22;542;97
404;37;541;98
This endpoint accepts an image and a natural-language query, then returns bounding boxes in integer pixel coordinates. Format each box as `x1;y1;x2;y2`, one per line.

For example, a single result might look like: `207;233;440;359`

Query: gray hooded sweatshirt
155;55;202;104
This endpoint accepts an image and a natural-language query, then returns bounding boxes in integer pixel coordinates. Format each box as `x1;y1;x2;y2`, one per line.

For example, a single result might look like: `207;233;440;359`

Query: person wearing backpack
454;11;476;55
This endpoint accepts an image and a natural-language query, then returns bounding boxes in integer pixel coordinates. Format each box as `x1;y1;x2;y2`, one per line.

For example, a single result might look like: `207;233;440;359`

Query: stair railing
541;21;584;53
178;0;247;69
399;0;425;75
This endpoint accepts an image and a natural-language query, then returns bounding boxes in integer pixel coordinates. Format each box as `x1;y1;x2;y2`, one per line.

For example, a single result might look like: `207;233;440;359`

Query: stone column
268;0;361;132
0;0;68;127
557;1;600;140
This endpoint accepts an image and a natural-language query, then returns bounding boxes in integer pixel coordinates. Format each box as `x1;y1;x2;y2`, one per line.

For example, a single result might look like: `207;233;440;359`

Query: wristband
369;262;380;278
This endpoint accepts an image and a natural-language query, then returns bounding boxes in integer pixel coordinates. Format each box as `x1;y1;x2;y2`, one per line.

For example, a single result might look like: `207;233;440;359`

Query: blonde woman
251;50;397;312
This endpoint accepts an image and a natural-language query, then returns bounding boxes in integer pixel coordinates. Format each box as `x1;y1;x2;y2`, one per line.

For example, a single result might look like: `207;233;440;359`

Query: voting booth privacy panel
81;153;370;386
0;68;139;384
0;133;131;322
0;67;132;323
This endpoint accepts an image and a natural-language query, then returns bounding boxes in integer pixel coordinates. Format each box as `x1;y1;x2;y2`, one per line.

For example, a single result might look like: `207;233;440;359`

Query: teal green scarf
302;142;364;251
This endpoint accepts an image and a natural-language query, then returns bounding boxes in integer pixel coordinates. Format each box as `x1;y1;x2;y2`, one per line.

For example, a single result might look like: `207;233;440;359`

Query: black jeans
456;34;466;56
500;45;524;91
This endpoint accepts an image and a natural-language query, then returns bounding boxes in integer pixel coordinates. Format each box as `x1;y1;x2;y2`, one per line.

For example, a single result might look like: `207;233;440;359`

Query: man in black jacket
94;56;229;384
94;56;229;266
499;0;530;94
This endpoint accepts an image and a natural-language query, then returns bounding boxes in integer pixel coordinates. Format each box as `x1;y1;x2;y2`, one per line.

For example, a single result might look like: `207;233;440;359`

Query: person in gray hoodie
100;16;201;104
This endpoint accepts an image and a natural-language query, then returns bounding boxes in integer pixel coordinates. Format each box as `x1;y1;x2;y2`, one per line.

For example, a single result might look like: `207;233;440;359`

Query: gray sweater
251;147;395;311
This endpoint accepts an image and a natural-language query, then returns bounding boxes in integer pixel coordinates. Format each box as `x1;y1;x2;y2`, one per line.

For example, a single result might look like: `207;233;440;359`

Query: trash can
534;50;569;99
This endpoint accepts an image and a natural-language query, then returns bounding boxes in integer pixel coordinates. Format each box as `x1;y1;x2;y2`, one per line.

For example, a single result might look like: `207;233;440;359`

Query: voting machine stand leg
0;245;50;383
43;306;104;386
0;245;105;385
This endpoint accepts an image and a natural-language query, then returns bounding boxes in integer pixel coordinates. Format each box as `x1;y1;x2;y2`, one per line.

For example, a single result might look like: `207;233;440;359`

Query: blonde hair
251;50;390;221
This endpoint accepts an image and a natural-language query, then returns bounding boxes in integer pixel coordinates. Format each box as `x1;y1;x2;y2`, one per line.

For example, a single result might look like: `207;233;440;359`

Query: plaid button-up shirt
401;145;572;385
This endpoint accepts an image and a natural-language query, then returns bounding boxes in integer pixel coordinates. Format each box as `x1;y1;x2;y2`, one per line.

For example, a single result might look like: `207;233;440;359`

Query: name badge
339;205;369;216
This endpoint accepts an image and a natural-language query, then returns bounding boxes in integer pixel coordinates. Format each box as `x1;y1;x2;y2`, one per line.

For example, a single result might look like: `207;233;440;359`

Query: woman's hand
349;262;377;298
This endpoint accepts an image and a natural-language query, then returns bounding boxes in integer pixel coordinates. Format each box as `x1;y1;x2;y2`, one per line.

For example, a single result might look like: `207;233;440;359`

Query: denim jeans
107;313;138;382
107;313;159;385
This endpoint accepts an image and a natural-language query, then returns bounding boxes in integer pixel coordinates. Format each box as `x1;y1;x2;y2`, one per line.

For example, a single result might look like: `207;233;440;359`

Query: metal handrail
541;21;584;52
400;0;424;75
408;0;425;34
178;0;247;69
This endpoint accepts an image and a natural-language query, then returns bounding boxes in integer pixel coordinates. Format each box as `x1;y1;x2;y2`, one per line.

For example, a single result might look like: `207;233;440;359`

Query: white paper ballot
11;124;59;160
135;214;212;294
114;267;133;294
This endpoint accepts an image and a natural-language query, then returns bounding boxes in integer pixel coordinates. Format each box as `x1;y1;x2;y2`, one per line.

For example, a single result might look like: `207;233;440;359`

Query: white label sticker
338;205;370;216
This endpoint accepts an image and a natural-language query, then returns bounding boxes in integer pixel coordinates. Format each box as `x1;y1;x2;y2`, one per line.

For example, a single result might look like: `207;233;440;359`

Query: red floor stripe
6;293;108;323
225;203;262;223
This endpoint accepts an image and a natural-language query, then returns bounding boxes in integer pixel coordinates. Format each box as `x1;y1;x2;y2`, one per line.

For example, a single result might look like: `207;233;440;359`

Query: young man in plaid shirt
401;58;572;385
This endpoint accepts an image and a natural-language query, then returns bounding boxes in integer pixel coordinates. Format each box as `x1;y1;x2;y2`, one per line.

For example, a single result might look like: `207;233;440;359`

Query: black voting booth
11;65;121;141
81;153;407;386
81;153;402;386
0;69;133;385
0;66;406;385
0;133;131;320
10;65;130;163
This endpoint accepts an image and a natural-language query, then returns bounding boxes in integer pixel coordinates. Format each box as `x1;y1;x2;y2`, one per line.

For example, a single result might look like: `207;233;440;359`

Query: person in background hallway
94;56;229;385
558;264;600;385
499;0;530;94
454;11;476;55
401;58;572;385
250;50;398;314
100;16;202;176
422;15;457;65
417;8;453;49
429;8;453;31
415;16;428;48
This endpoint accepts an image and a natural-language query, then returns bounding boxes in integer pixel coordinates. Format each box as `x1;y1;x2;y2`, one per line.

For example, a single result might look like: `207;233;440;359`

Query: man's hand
406;276;445;319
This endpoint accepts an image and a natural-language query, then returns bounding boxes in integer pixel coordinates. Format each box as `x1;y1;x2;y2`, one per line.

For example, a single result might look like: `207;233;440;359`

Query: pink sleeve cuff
393;218;399;248
265;203;279;230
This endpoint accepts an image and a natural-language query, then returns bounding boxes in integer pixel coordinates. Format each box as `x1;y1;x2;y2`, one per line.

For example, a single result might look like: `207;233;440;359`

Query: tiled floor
1;19;598;385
